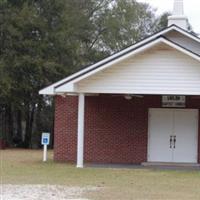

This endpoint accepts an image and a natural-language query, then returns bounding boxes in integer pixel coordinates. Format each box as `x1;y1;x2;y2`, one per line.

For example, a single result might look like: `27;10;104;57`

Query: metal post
43;144;47;162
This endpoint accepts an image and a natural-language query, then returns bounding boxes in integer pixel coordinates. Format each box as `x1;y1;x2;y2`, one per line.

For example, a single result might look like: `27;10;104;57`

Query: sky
137;0;200;34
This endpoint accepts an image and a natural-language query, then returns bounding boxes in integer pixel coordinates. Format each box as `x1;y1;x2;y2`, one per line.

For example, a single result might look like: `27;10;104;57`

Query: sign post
41;133;50;162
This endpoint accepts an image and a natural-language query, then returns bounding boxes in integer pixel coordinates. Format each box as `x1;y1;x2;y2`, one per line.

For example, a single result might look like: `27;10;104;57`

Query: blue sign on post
42;138;48;144
41;133;50;145
41;132;50;162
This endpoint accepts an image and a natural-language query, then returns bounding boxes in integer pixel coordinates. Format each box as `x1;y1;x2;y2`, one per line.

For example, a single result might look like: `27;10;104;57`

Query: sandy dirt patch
1;184;97;200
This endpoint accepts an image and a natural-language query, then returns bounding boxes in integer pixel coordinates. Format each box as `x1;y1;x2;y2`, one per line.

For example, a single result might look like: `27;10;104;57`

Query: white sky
137;0;200;33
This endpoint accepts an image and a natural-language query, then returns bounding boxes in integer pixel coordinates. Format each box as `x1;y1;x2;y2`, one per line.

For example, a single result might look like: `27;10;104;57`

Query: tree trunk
29;103;35;148
24;106;30;148
16;109;22;143
6;104;13;146
24;103;35;148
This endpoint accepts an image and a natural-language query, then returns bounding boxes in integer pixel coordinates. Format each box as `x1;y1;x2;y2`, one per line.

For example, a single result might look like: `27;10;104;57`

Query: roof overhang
39;25;200;95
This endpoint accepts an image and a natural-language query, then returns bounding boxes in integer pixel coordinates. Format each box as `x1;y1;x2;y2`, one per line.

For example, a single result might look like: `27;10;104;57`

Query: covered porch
54;94;200;168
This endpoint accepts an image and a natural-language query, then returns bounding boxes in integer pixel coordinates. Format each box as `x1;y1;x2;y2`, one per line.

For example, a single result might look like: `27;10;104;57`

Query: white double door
148;109;198;163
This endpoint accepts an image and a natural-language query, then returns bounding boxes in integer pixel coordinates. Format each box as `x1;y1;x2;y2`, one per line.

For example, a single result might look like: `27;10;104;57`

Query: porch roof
39;25;200;96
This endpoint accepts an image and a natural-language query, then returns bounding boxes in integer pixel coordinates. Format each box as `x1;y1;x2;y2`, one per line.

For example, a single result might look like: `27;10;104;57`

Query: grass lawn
1;149;200;200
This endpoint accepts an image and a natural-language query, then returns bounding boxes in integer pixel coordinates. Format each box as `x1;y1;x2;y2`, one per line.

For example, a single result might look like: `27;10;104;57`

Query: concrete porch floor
85;163;200;171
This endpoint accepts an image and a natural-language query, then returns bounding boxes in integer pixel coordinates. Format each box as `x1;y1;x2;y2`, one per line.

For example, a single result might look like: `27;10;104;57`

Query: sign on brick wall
162;96;186;108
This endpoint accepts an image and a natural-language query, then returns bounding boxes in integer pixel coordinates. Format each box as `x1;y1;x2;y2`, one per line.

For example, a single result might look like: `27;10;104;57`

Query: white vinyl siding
76;47;200;95
39;26;200;96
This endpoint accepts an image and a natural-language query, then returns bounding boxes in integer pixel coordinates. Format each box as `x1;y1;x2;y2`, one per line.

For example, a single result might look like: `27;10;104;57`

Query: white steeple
173;0;184;15
168;0;189;30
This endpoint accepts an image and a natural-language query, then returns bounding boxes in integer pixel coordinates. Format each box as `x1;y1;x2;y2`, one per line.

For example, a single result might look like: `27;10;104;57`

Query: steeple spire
168;0;188;30
173;0;184;15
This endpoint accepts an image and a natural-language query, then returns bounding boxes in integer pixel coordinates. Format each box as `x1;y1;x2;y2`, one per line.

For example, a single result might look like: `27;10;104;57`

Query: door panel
148;109;173;162
173;110;198;163
148;109;198;163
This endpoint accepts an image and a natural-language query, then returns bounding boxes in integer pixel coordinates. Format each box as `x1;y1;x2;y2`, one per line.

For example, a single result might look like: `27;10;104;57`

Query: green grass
1;149;200;199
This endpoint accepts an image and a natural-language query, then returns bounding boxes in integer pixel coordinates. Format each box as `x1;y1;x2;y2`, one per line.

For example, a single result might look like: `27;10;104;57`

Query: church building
40;0;200;168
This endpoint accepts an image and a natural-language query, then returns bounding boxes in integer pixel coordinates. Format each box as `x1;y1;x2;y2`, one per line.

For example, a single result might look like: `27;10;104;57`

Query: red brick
54;95;200;164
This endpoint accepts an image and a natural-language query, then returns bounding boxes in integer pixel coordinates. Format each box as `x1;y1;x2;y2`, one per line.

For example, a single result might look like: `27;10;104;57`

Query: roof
39;25;200;95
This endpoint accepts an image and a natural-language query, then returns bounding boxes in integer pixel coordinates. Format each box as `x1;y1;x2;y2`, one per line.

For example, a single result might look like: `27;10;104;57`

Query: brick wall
54;95;200;164
54;96;78;162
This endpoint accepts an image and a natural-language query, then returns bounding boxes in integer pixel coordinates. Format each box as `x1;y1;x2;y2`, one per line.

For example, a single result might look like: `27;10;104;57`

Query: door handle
170;136;173;148
173;136;176;149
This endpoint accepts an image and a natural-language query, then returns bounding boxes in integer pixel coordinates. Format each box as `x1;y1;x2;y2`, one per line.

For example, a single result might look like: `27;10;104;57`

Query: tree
90;0;160;53
0;0;168;148
0;0;66;147
154;12;171;32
